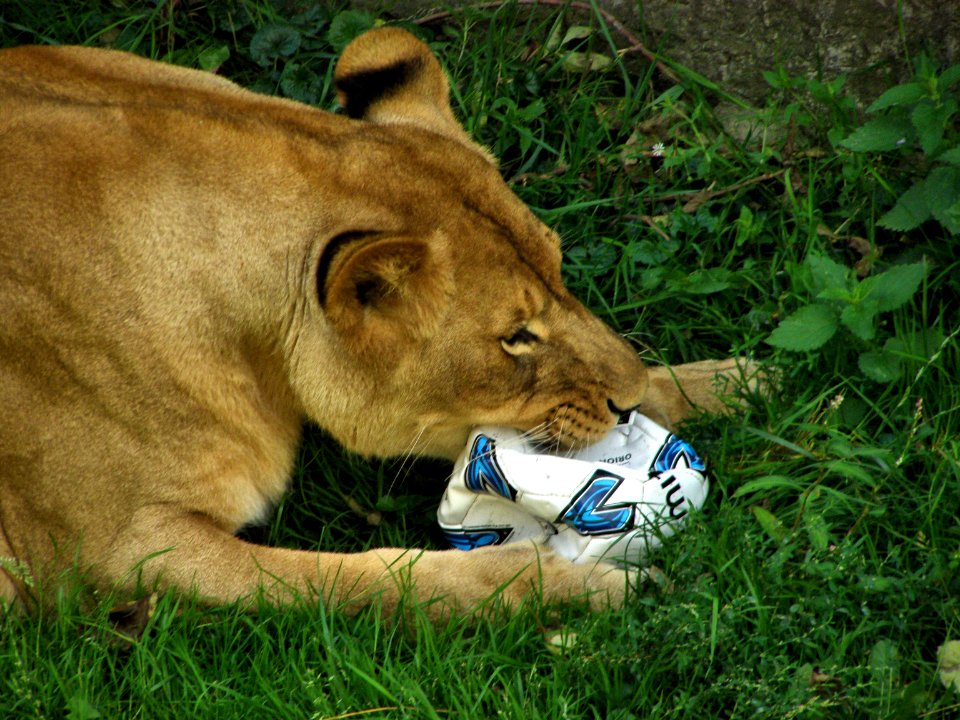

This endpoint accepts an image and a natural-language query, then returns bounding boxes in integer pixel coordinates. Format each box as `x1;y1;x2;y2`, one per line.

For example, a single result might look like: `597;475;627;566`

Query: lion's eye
501;327;539;351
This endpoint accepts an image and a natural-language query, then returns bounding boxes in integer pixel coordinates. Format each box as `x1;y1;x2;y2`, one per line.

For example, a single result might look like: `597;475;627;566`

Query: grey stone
636;0;960;104
357;0;960;105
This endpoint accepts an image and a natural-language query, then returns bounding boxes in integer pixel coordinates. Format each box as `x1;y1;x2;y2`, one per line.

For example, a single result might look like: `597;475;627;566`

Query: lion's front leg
385;543;633;618
639;358;760;429
104;505;629;619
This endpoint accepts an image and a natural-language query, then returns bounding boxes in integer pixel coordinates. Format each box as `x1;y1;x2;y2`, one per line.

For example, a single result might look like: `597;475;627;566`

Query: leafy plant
766;254;933;381
762;67;858;142
243;7;377;103
840;55;960;234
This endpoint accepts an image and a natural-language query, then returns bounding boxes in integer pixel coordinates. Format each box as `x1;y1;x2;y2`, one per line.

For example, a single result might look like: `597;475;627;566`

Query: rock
360;0;960;105
636;0;959;104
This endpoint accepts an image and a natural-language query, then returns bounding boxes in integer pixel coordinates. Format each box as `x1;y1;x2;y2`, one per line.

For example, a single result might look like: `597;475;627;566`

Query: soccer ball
437;411;708;565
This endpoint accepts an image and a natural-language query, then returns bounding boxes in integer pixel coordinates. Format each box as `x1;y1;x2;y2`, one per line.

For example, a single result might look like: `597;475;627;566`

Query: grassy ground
2;2;959;718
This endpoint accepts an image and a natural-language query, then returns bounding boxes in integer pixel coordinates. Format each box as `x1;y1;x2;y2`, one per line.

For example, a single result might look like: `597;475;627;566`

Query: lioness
0;28;744;617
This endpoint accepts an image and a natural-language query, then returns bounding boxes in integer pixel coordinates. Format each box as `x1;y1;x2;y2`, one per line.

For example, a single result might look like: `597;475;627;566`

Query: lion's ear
334;27;492;160
320;234;452;361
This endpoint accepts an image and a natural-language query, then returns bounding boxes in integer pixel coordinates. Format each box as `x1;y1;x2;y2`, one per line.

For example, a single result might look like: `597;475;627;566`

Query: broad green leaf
923;166;960;232
859;350;902;382
807;77;844;104
544;14;565;51
945;96;959;118
885;327;944;360
516;98;546;122
250;24;301;66
766;304;839;351
861;262;926;312
734;205;755;246
841;115;913;152
805;253;849;295
817;286;854;302
289;3;330;35
650;85;684;107
628;237;680;265
826;438;862;460
867;82;926;112
640;266;665;290
911;101;948;155
897;684;930;718
66;696;101;720
751;506;787;542
280;62;321;104
803;511;831;551
562;52;613;72
762;68;794;90
941;197;960;234
878;179;930;231
841;299;879;340
761;70;778;88
938;146;960;165
561;25;593;44
828;74;847;95
326;10;375;52
197;45;229;72
869;639;900;681
682;268;733;294
940;63;960;87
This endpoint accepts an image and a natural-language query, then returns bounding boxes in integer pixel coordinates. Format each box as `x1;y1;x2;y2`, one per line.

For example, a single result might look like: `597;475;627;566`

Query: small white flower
652;142;666;157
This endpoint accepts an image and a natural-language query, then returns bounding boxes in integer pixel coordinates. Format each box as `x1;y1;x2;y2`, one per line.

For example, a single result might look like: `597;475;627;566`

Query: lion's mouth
536;401;614;449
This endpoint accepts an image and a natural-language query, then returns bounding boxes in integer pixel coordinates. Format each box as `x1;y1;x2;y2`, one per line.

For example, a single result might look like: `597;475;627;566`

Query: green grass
2;2;959;718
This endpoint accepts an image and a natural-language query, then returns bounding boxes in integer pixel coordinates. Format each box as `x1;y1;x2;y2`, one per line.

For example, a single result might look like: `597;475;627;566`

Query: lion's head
283;28;648;461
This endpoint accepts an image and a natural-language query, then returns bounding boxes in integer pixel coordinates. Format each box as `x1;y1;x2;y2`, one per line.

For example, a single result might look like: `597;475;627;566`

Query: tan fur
0;28;748;617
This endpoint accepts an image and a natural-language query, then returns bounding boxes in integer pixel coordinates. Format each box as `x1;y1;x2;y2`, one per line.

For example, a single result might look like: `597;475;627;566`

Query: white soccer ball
437;412;708;565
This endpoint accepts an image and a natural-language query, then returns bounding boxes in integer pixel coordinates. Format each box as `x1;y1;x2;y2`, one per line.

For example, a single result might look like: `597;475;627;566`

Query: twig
412;0;681;85
510;164;569;185
675;170;785;204
845;502;872;540
656;170;786;208
628;214;671;241
920;702;960;718
622;170;786;219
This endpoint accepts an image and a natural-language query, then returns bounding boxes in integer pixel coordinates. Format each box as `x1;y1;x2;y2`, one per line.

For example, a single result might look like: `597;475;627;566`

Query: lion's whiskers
387;424;428;496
